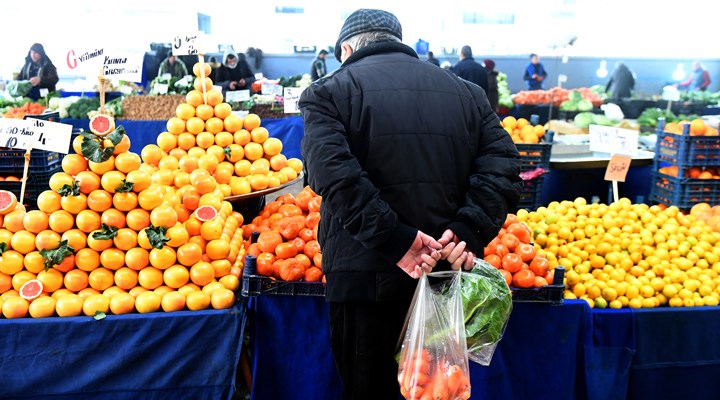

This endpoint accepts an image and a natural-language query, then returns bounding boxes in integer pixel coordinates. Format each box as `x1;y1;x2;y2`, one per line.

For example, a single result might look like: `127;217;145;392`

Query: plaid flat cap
334;9;402;61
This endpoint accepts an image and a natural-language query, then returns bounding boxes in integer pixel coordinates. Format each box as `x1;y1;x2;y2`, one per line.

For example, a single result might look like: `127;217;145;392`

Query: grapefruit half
89;114;116;137
20;279;44;300
194;205;217;222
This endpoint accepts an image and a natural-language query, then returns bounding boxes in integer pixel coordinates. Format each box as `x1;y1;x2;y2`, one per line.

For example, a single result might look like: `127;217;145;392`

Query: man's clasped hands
397;230;475;279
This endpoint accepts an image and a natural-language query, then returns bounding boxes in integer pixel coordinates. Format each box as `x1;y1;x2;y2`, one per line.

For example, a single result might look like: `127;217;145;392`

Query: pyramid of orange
0;61;305;318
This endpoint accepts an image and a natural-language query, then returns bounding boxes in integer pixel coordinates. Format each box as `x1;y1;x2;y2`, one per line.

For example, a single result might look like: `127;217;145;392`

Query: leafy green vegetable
574;112;596;128
40;240;75;272
67;97;101;119
145;225;169;250
92;224;119;241
559;100;578;112
8;81;32;97
80;127;125;163
577;99;594;112
568;90;583;103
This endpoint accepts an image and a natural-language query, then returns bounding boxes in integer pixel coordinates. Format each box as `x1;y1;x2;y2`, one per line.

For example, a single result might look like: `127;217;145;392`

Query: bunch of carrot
398;349;470;400
3;102;46;119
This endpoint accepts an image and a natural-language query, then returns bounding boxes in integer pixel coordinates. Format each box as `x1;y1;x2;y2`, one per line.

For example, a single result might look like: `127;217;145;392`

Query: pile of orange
501;117;546;144
0;62;272;318
242;187;324;283
664;119;719;136
691;203;720;233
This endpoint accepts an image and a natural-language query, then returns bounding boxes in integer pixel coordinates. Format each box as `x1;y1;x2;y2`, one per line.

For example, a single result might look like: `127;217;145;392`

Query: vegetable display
513;87;604;107
636;108;701;128
497;73;513;109
7;81;32;97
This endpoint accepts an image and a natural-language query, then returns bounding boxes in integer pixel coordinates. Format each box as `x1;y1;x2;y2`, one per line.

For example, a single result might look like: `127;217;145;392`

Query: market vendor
214;51;256;93
157;51;189;79
310;49;328;81
300;8;521;399
15;43;58;101
523;53;547;90
676;61;711;91
606;62;635;99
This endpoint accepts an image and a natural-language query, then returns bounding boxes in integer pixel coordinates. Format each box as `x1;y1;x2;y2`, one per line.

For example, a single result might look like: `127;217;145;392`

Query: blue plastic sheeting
0;302;246;400
60;116;305;160
250;297;720;400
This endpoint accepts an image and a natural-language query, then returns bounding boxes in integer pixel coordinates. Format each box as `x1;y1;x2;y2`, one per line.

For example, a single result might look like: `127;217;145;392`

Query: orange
177;243;203;266
502;116;517;130
206;117;225;134
113;228;138;251
186;117;205;135
113;192;138;212
55;294;84;317
37;268;64;293
101;208;127;229
134;291;162;313
115;152;142;174
149;246;177;270
233;129;251;146
125;170;151;193
2;296;29;318
206;239;231;260
194;77;213;92
164;265;190;289
179;155;199;173
100;248;125;271
158;154;180;170
165;224;189;248
161;291;186;312
243;114;261;131
211;259;232;278
150;205;178;229
62;153;88;176
195;131;215;149
211;288;235;309
250;159;270;176
193;62;212;78
10;230;37;254
138;267;164;290
77;288;101;300
125;247;150;271
205;89;223;107
270;154;287;172
49;172;75;192
287;158;303;173
250;175;269;191
112;134;132;155
279;167;298;181
186;290;211;311
214;103;232;120
219;275;240;291
141;144;165;166
113;267;138;290
156;132;179;154
35;230;62;252
186;90;204;108
198;154;219;174
138;187;164;211
89;156;116;176
61;229;87;251
64;269;89;292
166;117;186;134
125;209;150;232
154;286;174;297
201;220;223;241
170;147;188;160
262;137;283;157
29;296;56;318
250;127;269;144
87;230;113;252
88;268;114;291
194;175;217;196
23;251;45;274
109;292;135;314
87;190;113;213
23;210;49;234
129;286;148;298
690;118;707;135
75;171;101;194
4;210;26;233
176;103;196;120
195;104;214;121
190;262;215;286
178;283;200;296
185;217;203;237
75;209;102;233
206;145;226;163
37;190;62;213
61;193;88;215
82;294;110;316
202;282;225;296
177;132;196;151
12;271;37;291
243;142;265;162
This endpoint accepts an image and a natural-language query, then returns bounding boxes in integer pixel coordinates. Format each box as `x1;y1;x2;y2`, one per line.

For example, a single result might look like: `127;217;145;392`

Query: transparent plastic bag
397;271;471;400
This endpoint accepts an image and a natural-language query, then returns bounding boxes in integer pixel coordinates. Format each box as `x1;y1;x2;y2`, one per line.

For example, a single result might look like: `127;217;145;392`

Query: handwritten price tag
0;119;33;150
25;119;73;154
172;33;202;56
155;83;169;95
589;125;638;156
226;90;250;102
284;87;302;114
604;154;632;182
262;83;283;96
102;53;143;82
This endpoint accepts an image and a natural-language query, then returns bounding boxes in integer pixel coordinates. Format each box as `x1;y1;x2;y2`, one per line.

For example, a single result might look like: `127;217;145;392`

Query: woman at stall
16;43;59;101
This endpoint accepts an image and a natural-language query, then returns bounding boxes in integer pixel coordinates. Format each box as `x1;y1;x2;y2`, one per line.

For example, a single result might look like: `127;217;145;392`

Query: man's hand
229;81;237;90
29;77;40;86
238;79;246;87
438;229;474;271
397;231;442;279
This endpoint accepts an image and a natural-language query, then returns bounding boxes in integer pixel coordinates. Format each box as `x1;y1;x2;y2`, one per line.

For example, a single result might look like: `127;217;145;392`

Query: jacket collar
341;41;418;68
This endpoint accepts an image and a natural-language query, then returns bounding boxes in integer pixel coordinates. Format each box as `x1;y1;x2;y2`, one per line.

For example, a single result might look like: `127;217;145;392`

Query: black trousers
329;298;413;400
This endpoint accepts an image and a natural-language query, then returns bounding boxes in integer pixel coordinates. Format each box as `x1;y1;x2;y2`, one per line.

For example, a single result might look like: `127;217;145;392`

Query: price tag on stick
0;119;33;150
26;119;73;154
172;33;201;56
604;154;632;203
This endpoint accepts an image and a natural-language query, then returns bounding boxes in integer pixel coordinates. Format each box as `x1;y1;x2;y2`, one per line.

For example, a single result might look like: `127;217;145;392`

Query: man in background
606;62;635;100
677;61;711;91
214;51;256;92
300;8;521;399
158;52;188;79
524;53;547;90
426;51;440;66
451;45;489;92
310;49;328;81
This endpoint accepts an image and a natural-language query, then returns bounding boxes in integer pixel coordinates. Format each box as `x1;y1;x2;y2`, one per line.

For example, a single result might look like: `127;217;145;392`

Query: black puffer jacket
300;42;521;303
451;57;489;93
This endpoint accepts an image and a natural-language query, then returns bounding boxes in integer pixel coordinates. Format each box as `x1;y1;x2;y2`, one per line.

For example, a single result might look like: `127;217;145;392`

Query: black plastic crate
0;166;61;207
241;275;326;297
655;127;720;168
517;176;545;211
516;143;552;171
511;267;565;305
0;148;61;173
650;171;720;209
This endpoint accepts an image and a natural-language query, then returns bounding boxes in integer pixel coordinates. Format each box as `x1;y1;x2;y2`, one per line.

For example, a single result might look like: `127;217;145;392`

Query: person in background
158;52;189;79
484;59;499;112
214;51;256;92
523;53;547;90
605;62;635;100
16;43;58;101
450;45;489;92
426;51;440;66
677;61;711;91
310;49;328;81
300;8;521;399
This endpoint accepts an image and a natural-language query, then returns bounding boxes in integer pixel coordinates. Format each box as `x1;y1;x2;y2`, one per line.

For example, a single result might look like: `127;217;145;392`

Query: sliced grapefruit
89;114;116;137
20;279;43;300
194;205;218;222
0;190;18;215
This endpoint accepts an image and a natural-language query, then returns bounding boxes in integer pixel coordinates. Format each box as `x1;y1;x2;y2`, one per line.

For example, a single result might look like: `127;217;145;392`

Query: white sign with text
225;90;250;102
589;125;639;156
102;52;143;82
284;87;302;114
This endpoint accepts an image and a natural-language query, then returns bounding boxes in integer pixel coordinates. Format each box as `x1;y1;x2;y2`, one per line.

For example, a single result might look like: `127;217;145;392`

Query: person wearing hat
158;51;189;79
16;43;59;101
300;8;521;399
310;49;328;81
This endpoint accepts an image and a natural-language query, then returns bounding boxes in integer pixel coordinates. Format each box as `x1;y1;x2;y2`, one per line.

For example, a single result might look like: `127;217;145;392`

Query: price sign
589;125;638;156
66;47;105;73
155;83;169;95
225;90;250;102
284;87;302;114
262;83;283;96
102;52;143;82
161;73;172;81
26;119;73;154
604;154;632;182
39;88;49;98
172;33;201;56
0;119;33;150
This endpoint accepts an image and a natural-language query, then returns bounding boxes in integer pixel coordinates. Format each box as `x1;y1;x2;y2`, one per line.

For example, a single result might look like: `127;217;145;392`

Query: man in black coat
450;45;489;92
213;51;256;93
300;9;521;400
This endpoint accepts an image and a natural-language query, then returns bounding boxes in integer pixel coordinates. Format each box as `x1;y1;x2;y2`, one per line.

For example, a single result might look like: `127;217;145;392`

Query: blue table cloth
249;297;720;400
60;116;305;160
0;301;246;400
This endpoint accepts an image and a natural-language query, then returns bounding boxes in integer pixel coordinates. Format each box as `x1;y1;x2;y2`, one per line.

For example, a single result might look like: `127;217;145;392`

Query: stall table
0;301;246;400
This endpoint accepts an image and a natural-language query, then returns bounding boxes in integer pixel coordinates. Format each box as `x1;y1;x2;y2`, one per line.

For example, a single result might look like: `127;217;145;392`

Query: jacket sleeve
240;60;256;86
539;64;548;78
448;83;522;253
40;63;59;88
701;71;711;90
299;83;417;263
523;65;531;82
